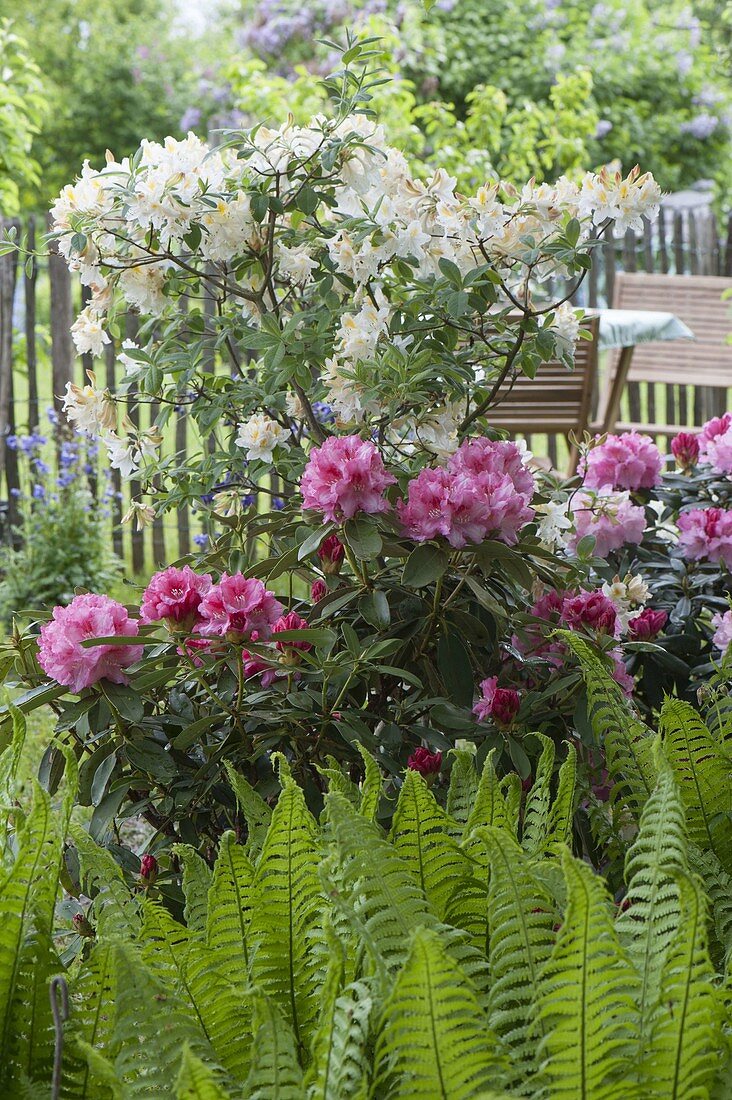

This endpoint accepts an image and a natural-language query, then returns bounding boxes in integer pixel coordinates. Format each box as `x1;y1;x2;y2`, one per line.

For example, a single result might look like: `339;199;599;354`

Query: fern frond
464;749;511;839
688;843;732;968
245;994;305;1100
547;743;577;849
206;830;254;972
373;927;507;1100
480;826;556;1087
112;942;214;1097
501;773;522;833
660;698;732;870
317;756;361;806
521;733;555;856
446;749;479;834
63;940;118;1099
173;845;213;936
641;873;723;1099
73;1041;123;1100
388;769;471;920
616;753;687;1062
304;936;373;1100
70;824;140;937
224;760;272;857
0;706;27;856
0;782;60;1079
326;790;437;976
536;848;639;1100
248;770;325;1053
176;1044;233;1099
562;631;655;818
5;925;61;1091
355;742;382;823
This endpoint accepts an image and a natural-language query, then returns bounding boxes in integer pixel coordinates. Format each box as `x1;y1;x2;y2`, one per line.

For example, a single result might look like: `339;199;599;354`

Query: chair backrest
486;315;599;435
612;273;732;387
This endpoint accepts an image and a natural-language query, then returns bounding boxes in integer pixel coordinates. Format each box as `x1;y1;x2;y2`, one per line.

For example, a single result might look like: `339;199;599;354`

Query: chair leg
598;345;635;433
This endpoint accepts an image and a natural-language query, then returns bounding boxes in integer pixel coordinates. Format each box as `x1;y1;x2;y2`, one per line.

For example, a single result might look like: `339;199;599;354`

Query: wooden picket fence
0;207;731;572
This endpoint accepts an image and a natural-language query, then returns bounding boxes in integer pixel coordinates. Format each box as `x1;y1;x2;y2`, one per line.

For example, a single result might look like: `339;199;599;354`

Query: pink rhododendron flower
712;609;732;655
38;593;143;693
242;649;278;687
628;607;668;640
311;579;327;603
569;488;646;558
199;574;284;640
580;432;663;491
671;431;700;471
677;507;732;568
300;435;396;521
562;590;619;637
317;533;345;573
610;649;635;696
140;565;212;628
473;676;521;725
273;611;312;652
398;437;535;548
698;414;732;474
407;747;442;775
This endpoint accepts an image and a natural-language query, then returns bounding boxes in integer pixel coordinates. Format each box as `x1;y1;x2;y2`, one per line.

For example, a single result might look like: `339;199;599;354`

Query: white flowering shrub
51;45;660;501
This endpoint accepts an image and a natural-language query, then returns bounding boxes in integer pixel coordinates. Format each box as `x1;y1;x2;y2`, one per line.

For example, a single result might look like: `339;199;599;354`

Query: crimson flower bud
140;853;158;886
671;431;700;471
627;607;668;641
318;534;345;575
311;579;327;604
407;747;442;777
72;912;95;938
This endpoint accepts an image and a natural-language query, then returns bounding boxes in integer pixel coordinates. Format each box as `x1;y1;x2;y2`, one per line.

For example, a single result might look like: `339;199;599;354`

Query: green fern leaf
173;845;213;936
206;830;254;972
73;1041;123;1099
245;994;306;1100
446;749;479;834
562;631;655;818
317;756;361;806
641;873;723;1099
141;901;251;1084
536;848;639;1100
0;706;28;856
521;733;555;856
304;937;373;1100
0;782;60;1078
5;925;61;1091
463;749;511;843
176;1044;233;1099
373;927;507;1099
224;760;272;857
616;754;687;1066
389;769;471;920
356;742;382;823
70;824;140;937
660;698;732;871
248;771;324;1053
688;843;732;968
547;743;577;849
501;773;522;833
112;942;214;1096
480;826;556;1084
63;940;118;1099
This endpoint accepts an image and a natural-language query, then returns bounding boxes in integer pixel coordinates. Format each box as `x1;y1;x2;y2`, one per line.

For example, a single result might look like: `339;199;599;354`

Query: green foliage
1;695;732;1095
0;20;45;215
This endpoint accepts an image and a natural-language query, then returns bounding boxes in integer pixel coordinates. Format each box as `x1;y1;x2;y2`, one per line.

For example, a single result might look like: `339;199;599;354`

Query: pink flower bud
407;747;442;776
473;676;521;726
311;579;327;603
140;853;158;885
627;607;668;641
318;534;345;575
273;611;312;653
671;431;700;471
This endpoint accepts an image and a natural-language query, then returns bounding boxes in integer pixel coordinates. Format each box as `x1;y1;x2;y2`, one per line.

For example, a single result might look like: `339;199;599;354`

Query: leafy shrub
0;427;121;626
1;667;732;1096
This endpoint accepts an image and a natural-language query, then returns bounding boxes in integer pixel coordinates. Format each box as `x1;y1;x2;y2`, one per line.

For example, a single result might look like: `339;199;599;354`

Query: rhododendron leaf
402;544;449;588
343;516;382;561
359;590;390;630
297;524;335;561
90;751;117;807
437;631;474;708
272;627;336;650
100;683;144;724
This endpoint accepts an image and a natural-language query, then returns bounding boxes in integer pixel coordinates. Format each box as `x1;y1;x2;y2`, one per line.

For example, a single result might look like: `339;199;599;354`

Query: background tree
0;20;46;216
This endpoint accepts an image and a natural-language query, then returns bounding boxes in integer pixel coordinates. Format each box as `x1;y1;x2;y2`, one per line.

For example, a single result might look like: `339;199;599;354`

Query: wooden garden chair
598;273;732;434
487;314;600;473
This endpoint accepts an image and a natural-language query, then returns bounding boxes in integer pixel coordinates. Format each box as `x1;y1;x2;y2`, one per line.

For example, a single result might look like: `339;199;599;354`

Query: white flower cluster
601;573;651;632
62;372;161;480
50;108;661;458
